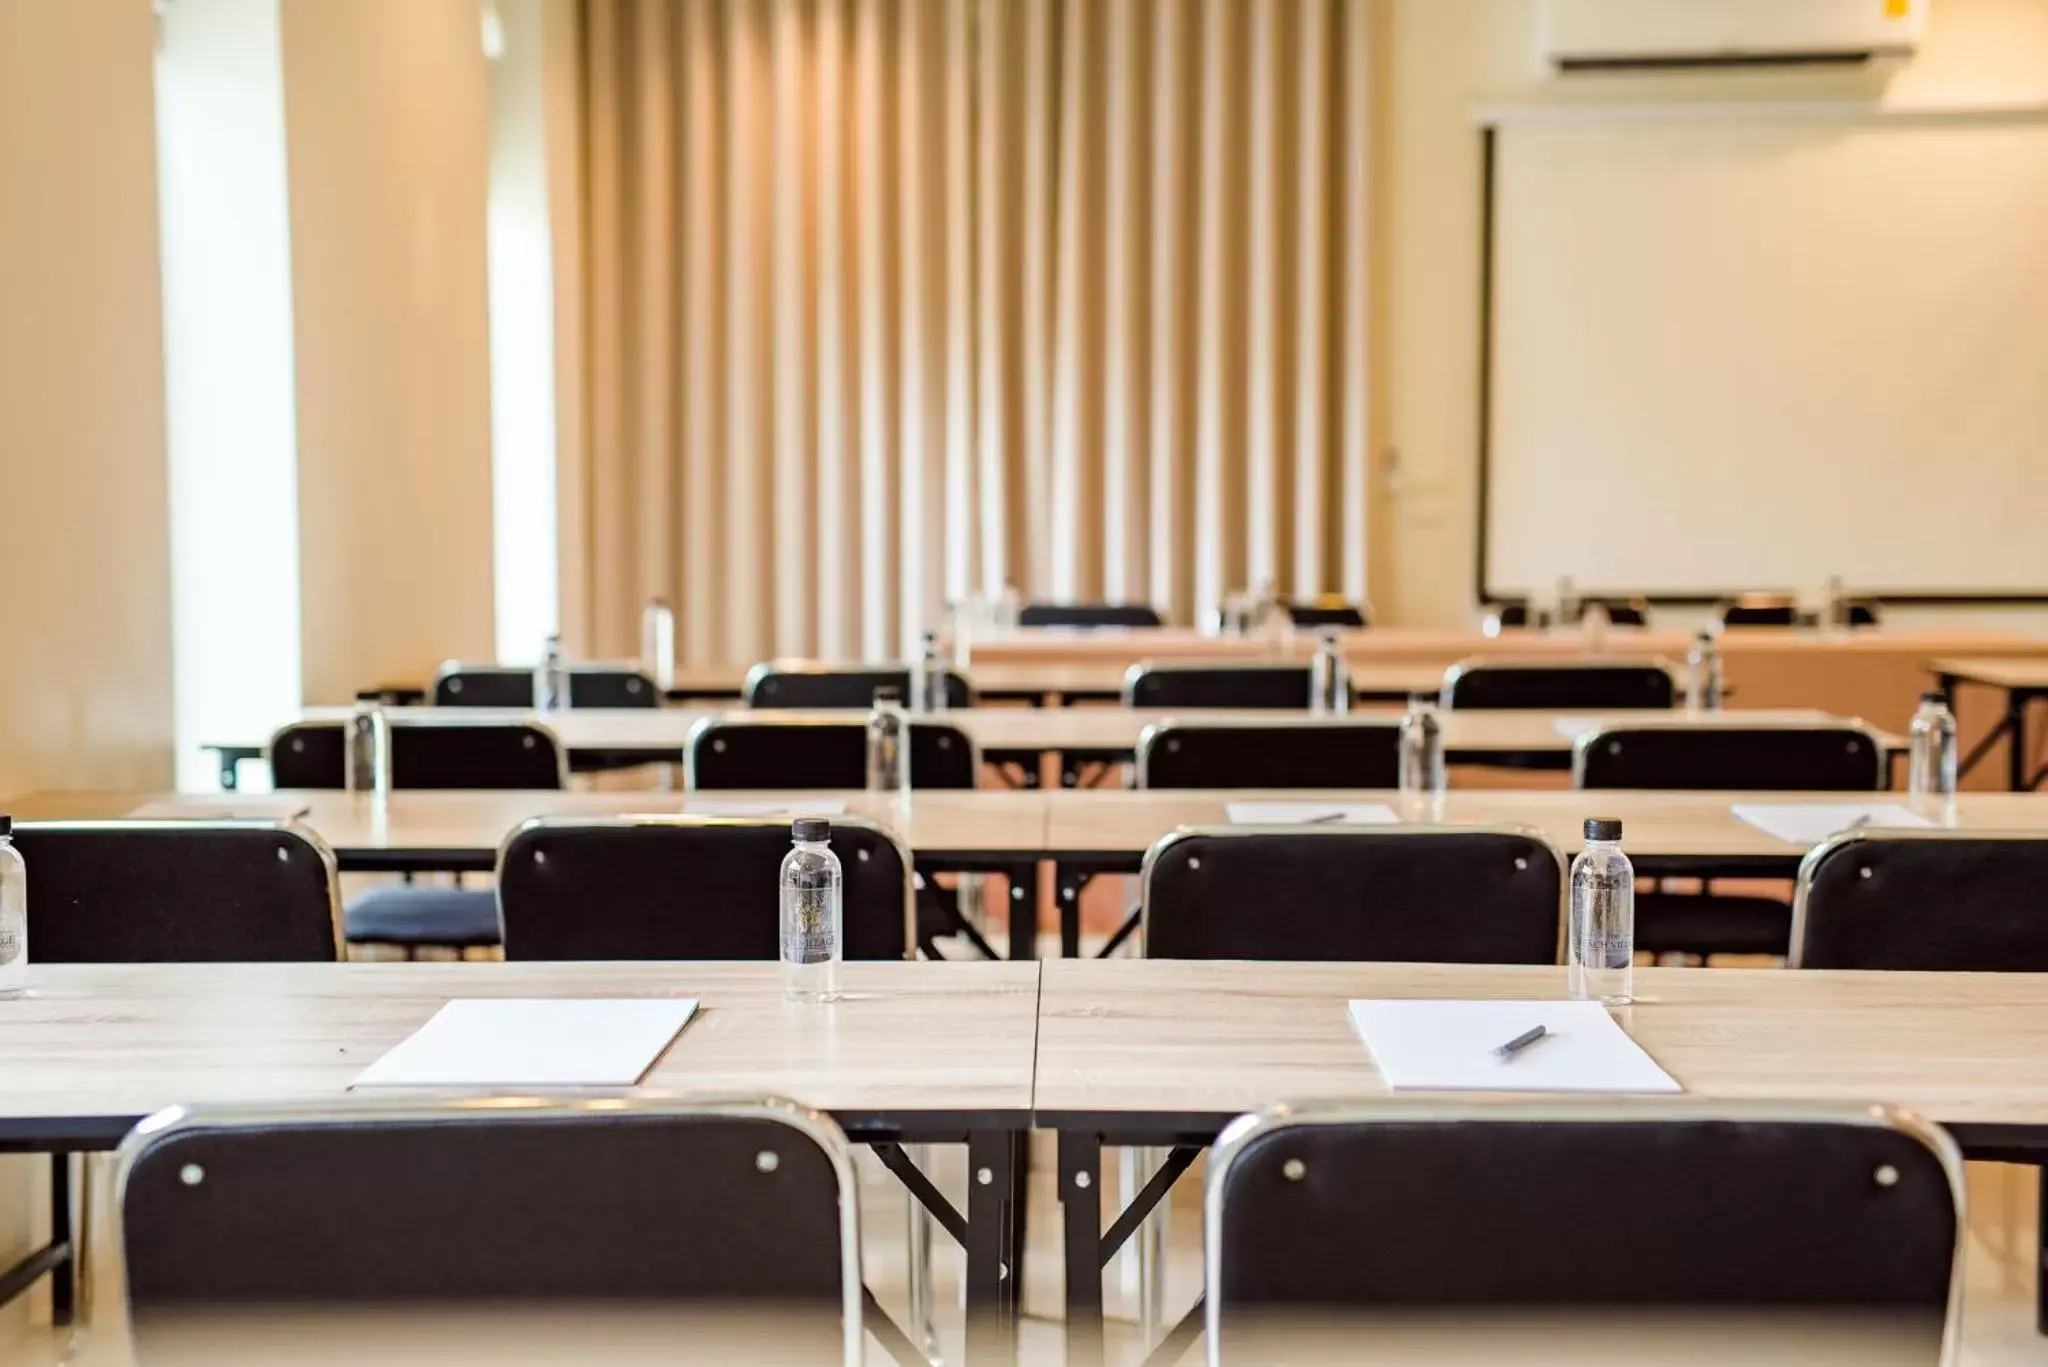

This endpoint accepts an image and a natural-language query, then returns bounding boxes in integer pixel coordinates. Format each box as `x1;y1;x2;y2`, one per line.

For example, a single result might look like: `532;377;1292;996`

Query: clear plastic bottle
1907;691;1958;799
911;632;950;715
1580;598;1610;652
996;582;1023;630
1822;574;1848;633
344;697;393;798
780;817;843;1004
1309;632;1350;716
867;686;910;794
1568;817;1634;1005
1397;694;1447;798
0;818;25;997
535;632;571;712
640;599;676;691
1685;631;1723;713
1555;575;1580;629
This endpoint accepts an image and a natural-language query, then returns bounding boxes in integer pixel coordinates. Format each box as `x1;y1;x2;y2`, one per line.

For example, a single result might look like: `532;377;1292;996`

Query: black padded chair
1140;826;1562;962
1485;599;1543;631
1136;722;1400;789
1720;596;1800;628
268;720;565;950
497;816;911;962
1282;602;1368;630
117;1098;861;1363
14;821;339;962
1441;659;1676;711
1793;831;2048;971
1017;602;1163;629
687;718;977;791
1124;664;1313;710
1207;1101;1959;1355
1589;596;1650;626
744;664;973;710
1574;721;1887;958
432;664;662;709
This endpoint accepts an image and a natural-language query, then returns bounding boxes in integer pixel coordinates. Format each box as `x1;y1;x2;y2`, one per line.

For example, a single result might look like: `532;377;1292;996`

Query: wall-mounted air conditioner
1538;0;1928;73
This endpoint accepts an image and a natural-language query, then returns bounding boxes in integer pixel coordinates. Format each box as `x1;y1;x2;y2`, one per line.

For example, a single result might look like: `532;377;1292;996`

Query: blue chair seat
345;886;502;948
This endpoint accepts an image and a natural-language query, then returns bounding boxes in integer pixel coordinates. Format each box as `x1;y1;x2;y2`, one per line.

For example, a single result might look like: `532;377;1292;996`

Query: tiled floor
0;1143;2037;1364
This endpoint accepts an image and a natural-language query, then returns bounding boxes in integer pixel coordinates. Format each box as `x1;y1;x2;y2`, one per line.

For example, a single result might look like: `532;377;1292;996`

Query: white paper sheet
128;797;310;821
1225;802;1402;827
352;998;700;1089
683;799;849;818
1348;999;1682;1094
1550;716;1602;741
1730;803;1934;846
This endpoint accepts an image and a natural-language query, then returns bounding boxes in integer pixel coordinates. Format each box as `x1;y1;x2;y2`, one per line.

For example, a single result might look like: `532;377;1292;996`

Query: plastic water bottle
640;599;676;691
1908;691;1958;799
997;582;1023;629
780;817;843;1004
0;818;26;998
535;632;570;712
1398;694;1447;798
1309;632;1350;715
1822;574;1848;633
911;632;950;714
1580;598;1610;652
344;698;393;798
1569;818;1634;1005
1685;631;1723;713
1555;575;1580;628
867;686;910;794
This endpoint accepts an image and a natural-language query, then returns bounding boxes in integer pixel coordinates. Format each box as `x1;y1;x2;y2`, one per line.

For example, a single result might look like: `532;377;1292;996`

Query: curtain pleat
578;0;1374;662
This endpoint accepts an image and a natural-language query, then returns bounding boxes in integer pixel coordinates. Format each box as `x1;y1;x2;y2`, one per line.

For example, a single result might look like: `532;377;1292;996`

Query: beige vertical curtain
578;0;1373;665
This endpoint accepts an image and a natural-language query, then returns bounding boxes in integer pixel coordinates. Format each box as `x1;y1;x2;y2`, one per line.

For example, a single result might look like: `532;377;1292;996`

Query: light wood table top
1033;959;2048;1135
1040;788;2048;861
1932;657;2048;691
0;960;1040;1146
2;788;1051;866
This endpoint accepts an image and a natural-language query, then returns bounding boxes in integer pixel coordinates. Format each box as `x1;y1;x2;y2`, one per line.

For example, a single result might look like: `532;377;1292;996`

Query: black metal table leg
1007;863;1039;962
1061;1130;1105;1367
49;1153;72;1326
2011;691;2031;793
1057;866;1088;959
966;1130;1019;1364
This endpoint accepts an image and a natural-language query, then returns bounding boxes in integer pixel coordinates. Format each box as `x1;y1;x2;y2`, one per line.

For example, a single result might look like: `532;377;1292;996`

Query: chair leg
905;1143;938;1360
1120;1146;1171;1346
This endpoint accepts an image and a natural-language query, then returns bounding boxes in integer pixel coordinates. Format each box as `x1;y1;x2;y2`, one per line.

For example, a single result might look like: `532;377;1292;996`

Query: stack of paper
1225;801;1401;826
352;998;700;1089
1731;803;1934;845
1348;999;1681;1094
130;797;310;821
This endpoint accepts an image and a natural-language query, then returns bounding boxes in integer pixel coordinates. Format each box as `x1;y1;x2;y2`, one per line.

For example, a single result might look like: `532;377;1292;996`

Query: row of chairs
1011;593;1884;631
113;1094;1959;1364
16;815;2045;972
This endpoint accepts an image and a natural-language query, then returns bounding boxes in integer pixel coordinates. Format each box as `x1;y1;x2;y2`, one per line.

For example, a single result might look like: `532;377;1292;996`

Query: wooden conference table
666;659;1448;706
4;958;2048;1360
1934;657;2048;792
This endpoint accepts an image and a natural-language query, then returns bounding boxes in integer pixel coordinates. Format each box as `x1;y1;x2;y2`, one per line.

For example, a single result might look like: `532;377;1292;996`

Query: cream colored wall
282;0;498;703
0;0;172;1336
1373;0;2048;627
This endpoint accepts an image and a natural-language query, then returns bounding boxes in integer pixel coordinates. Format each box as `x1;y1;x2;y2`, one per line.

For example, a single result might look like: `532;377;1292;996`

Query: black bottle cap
1584;817;1622;842
791;817;831;843
0;815;12;837
873;685;903;705
1920;690;1946;705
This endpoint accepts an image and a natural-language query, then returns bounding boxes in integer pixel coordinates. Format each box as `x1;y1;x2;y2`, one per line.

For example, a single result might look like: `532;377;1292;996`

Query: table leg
2011;691;2031;793
966;1131;1019;1364
1057;866;1086;959
49;1154;72;1326
1060;1130;1105;1367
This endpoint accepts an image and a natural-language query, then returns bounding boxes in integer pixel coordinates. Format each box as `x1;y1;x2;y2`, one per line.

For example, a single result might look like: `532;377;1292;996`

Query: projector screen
1483;111;2048;601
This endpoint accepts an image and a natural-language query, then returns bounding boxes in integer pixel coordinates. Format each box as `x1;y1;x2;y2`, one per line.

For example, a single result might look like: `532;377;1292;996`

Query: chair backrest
268;721;568;790
686;718;977;790
1282;602;1369;629
743;664;974;710
1136;722;1401;789
1441;658;1676;711
1590;596;1650;626
1793;831;2048;970
118;1097;860;1363
14;821;339;963
1124;664;1313;710
497;816;912;961
431;664;661;709
1575;722;1885;791
1206;1100;1959;1350
1720;595;1800;628
1487;599;1542;630
1141;826;1562;962
1017;602;1163;629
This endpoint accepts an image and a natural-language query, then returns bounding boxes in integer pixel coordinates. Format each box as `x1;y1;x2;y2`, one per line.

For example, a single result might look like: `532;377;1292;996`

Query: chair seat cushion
1634;891;1790;957
345;886;502;947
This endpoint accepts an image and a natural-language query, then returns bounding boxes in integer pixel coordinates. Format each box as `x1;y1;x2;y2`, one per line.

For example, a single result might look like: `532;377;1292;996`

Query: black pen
1308;810;1347;824
1493;1024;1549;1060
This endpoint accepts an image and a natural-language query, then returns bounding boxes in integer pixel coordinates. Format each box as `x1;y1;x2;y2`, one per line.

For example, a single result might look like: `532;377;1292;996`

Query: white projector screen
1484;111;2048;601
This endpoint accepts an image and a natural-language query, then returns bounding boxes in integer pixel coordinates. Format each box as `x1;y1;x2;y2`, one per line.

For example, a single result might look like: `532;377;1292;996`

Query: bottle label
0;922;20;965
